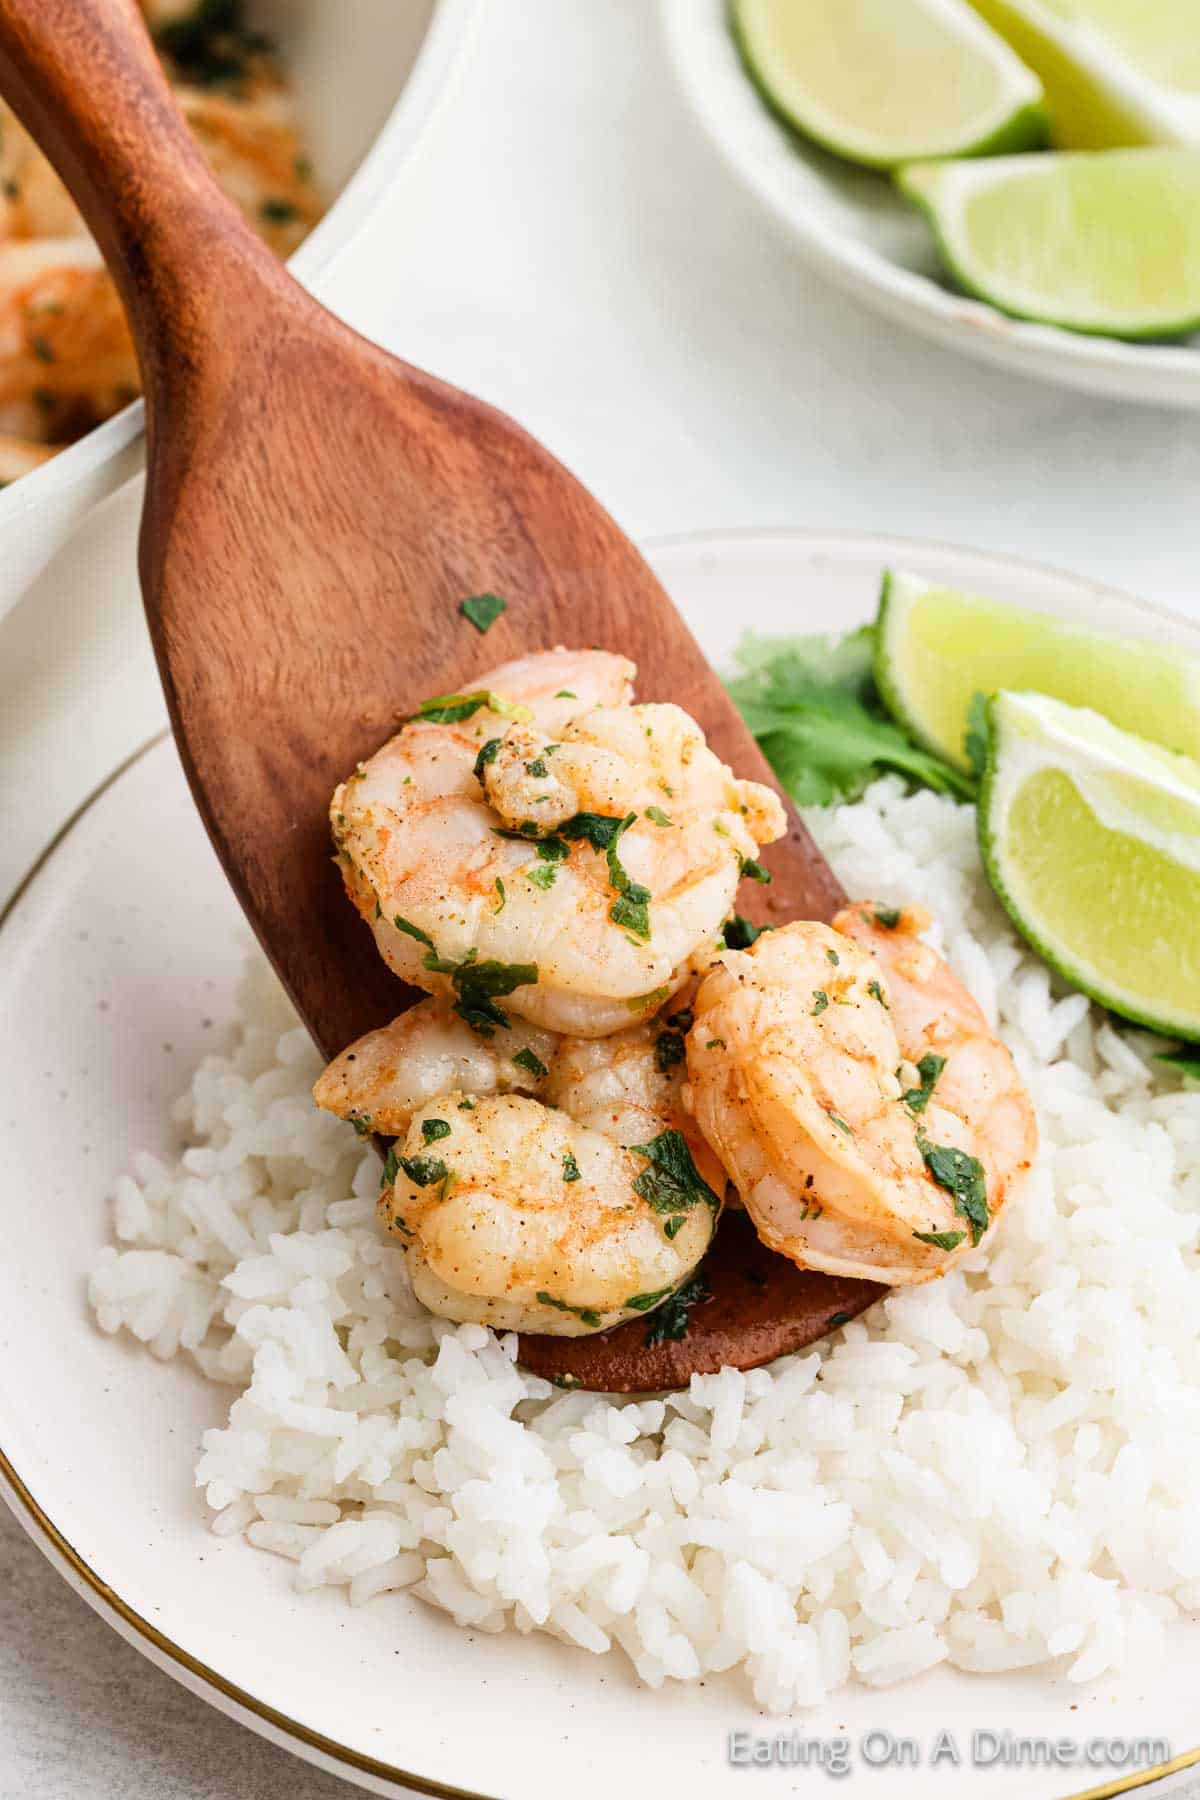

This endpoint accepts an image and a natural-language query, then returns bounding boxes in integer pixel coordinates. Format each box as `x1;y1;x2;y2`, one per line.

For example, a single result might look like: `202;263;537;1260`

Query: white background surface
2;2;1200;1795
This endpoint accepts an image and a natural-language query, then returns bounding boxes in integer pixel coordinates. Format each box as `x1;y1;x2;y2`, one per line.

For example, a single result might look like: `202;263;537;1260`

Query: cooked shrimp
314;995;722;1335
0;241;138;429
175;80;321;259
686;908;1036;1285
0;102;85;242
0;432;55;484
332;650;785;1038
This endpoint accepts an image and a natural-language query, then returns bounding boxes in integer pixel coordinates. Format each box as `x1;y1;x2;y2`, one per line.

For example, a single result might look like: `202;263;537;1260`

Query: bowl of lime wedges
661;0;1200;407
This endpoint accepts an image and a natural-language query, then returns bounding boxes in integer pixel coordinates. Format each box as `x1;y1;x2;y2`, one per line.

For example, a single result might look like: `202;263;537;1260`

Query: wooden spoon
0;0;866;1389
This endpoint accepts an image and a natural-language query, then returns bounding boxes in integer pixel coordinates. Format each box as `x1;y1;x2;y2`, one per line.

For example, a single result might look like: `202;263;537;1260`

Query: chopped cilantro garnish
457;1097;475;1111
868;980;888;1007
473;737;502;783
624;1287;673;1312
560;812;624;850
826;947;840;966
554;689;576;699
526;863;558;890
723;915;764;950
381;1147;400;1187
740;857;771;884
513;1046;549;1080
629;1130;720;1215
399;1153;449;1187
461;592;507;634
812;990;829;1016
562;1150;582;1183
873;906;901;929
902;1053;946;1114
418;944;539;1036
421;1119;451;1144
525;757;549;778
913;1228;966;1252
411;690;530;727
916;1128;989;1245
646;806;673;827
628;985;671;1014
349;1112;372;1137
536;836;570;863
493;877;506;913
663;1216;686;1239
667;1008;694;1033
644;1272;711;1346
536;1292;601;1327
654;1027;687;1073
562;810;652;940
829;1112;853;1136
260;197;297;224
393;915;435;949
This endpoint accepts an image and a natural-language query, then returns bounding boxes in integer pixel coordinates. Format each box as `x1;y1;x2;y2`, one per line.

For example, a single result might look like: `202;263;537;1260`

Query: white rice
88;778;1200;1711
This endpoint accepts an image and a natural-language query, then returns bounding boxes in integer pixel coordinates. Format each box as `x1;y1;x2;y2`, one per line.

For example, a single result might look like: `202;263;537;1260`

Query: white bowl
660;0;1200;410
0;0;482;619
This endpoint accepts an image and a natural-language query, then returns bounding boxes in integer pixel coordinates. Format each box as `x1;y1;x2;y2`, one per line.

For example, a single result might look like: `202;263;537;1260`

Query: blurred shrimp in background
0;0;321;487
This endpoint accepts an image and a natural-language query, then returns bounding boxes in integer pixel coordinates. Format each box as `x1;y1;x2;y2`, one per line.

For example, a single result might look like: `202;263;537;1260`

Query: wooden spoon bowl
0;0;871;1390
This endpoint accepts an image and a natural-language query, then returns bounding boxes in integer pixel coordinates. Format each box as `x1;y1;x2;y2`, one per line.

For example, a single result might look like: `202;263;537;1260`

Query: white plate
660;0;1200;410
3;530;1200;1800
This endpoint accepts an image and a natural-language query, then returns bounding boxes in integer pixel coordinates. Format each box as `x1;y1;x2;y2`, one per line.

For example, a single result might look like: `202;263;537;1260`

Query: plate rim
658;0;1200;407
3;525;1200;1800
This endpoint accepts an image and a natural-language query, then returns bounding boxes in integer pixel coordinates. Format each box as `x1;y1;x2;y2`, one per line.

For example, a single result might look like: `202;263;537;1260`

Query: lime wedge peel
874;569;1200;775
979;690;1200;1042
731;0;1048;171
898;148;1200;340
968;0;1200;150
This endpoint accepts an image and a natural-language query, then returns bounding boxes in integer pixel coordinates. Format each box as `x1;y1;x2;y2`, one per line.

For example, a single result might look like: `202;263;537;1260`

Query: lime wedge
875;571;1200;774
731;0;1047;170
968;0;1200;148
899;148;1200;337
980;691;1200;1039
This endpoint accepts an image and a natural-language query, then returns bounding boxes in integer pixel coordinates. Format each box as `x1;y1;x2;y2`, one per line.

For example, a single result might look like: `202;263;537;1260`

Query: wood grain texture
0;0;869;1391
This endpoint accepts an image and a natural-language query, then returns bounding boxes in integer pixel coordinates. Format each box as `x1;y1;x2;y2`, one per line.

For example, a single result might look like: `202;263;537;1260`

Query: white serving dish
0;0;482;619
2;527;1199;1800
660;0;1200;411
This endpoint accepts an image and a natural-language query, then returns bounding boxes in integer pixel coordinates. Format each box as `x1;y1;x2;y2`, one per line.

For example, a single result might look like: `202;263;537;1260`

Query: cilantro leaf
421;1119;451;1143
624;1287;673;1312
913;1228;966;1252
513;1046;549;1080
629;1130;720;1215
644;1272;711;1346
398;1154;449;1188
723;914;765;950
461;592;506;634
903;1052;946;1114
727;626;974;807
916;1128;989;1245
409;689;530;727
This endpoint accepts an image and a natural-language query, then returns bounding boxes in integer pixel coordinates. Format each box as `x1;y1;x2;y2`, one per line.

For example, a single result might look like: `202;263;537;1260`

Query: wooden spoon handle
0;0;277;413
